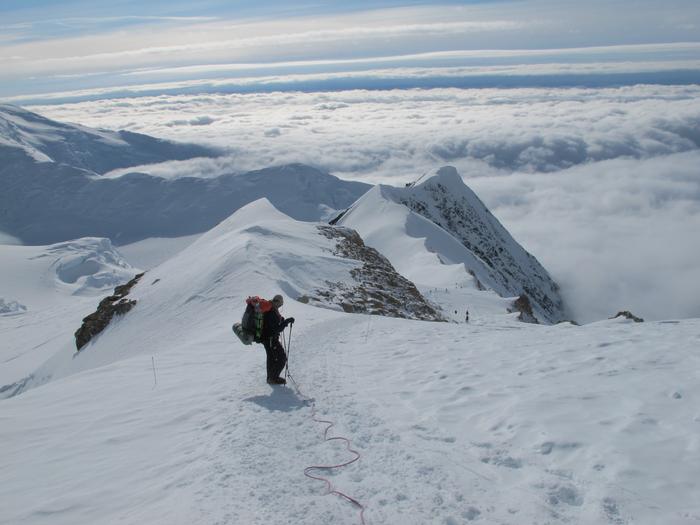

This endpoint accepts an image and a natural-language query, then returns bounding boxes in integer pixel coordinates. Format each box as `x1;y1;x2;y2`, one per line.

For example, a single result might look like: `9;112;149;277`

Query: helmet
272;294;284;307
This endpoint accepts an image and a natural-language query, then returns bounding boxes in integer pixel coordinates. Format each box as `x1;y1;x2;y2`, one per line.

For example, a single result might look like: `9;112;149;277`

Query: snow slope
1;201;699;525
338;167;568;323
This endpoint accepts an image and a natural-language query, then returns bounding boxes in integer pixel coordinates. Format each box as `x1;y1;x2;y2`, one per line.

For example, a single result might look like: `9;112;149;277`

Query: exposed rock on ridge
308;226;445;321
508;294;538;324
75;272;144;351
610;311;644;323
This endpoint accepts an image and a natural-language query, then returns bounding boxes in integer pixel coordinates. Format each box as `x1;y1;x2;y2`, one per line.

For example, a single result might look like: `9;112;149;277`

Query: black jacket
261;308;286;340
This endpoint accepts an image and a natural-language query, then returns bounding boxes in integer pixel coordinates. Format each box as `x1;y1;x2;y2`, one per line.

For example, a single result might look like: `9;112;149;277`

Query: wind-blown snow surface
1;201;699;524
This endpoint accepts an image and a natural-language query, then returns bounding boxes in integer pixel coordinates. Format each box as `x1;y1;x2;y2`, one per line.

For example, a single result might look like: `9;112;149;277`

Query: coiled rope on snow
283;326;367;524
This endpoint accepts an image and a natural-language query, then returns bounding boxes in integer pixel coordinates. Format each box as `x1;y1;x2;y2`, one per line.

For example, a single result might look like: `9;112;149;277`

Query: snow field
290;315;700;524
4;310;698;524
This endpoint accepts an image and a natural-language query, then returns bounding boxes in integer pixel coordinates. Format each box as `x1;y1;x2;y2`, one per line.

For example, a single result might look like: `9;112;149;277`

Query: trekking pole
285;323;293;381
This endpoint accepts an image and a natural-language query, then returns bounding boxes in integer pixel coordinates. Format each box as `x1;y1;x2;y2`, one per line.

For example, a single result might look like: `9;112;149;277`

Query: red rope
287;369;367;525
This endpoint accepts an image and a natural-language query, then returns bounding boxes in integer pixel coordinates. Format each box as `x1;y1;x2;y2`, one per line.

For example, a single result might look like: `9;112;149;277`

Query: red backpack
241;296;273;343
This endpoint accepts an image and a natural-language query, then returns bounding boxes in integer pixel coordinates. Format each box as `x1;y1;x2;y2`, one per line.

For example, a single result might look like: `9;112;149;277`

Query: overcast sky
2;0;700;102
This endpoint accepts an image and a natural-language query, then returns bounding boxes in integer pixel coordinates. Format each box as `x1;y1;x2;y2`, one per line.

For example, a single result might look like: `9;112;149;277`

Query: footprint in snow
480;451;522;469
547;484;584;507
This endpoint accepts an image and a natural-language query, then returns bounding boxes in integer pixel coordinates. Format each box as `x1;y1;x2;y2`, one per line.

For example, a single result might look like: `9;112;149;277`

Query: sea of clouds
31;84;700;322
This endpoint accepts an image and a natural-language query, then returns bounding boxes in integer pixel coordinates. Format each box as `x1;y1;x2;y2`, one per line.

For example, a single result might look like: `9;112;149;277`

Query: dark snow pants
263;337;287;380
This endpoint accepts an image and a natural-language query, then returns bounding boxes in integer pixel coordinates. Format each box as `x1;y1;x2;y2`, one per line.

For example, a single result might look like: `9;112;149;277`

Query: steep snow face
0;239;137;386
8;199;438;393
339;166;568;323
0;104;217;174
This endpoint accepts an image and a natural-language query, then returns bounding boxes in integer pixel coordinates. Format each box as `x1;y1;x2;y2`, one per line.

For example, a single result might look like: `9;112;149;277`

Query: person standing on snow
262;294;294;385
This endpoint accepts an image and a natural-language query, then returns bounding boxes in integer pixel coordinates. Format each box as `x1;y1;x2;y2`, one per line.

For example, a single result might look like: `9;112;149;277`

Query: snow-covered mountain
1;200;698;525
337;167;569;324
0;105;371;245
0;104;217;173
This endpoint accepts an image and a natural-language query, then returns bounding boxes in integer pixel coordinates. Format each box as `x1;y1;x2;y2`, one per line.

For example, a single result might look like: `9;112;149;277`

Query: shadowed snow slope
1;199;698;525
0;104;217;173
0;105;370;245
338;166;568;323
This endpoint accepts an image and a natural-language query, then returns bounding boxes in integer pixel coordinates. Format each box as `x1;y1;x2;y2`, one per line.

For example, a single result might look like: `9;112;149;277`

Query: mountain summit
337;166;569;323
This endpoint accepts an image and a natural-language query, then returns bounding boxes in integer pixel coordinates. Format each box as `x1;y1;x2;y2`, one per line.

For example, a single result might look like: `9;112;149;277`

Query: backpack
232;296;273;345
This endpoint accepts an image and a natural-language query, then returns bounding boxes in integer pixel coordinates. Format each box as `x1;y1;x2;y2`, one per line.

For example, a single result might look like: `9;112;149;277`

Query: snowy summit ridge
339;166;569;323
3;198;441;396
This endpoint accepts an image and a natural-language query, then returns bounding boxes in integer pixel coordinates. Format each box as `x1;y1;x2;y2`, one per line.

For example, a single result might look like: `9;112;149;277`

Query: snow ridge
339;166;568;323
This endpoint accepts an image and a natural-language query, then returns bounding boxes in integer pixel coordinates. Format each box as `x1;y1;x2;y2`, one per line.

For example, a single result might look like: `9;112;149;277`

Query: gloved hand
285;317;295;326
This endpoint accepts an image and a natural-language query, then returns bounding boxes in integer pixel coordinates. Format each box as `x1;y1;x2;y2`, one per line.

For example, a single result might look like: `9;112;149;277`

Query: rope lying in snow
283;329;367;525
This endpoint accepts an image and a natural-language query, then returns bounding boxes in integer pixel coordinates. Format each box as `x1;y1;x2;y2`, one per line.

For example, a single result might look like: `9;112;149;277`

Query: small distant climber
465;309;469;323
262;294;294;385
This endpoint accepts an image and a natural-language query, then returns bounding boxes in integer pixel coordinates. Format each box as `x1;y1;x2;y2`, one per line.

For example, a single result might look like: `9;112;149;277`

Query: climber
262;294;294;385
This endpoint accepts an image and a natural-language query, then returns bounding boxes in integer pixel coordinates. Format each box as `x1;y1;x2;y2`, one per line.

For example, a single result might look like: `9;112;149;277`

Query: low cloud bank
32;85;700;180
471;151;700;323
30;85;700;322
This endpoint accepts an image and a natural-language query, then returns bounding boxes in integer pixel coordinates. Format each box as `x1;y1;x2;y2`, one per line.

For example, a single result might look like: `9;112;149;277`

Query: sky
1;0;700;103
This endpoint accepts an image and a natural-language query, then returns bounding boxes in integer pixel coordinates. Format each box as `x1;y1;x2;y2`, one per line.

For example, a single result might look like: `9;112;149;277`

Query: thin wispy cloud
2;1;699;100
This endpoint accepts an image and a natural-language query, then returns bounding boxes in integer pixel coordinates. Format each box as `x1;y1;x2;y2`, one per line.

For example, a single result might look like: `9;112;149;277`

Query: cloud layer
2;1;700;100
34;85;700;180
29;84;700;322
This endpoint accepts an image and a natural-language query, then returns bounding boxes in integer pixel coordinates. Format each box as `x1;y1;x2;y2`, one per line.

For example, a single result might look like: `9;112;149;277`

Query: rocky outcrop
74;272;144;351
508;294;539;324
610;311;644;323
309;226;445;321
0;298;27;315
